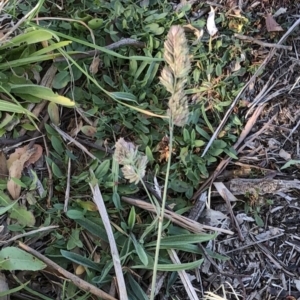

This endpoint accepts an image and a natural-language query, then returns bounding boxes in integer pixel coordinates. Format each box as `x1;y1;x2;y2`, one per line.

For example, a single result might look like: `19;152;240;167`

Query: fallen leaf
0;152;8;180
7;148;35;199
7;147;27;170
89;56;101;75
183;24;203;45
207;6;218;36
69;119;83;137
279;148;291;161
265;14;283;32
24;145;43;167
273;7;287;18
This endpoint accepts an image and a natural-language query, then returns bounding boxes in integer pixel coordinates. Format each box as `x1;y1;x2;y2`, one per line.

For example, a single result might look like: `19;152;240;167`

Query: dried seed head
160;25;191;127
163;25;190;79
114;138;148;185
114;138;137;165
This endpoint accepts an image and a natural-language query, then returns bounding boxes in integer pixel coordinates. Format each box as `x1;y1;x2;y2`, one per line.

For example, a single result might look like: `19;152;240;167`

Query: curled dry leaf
7;148;36;200
89;56;101;75
24;144;43;167
207;6;218;36
265;14;283;32
183;24;203;45
7;145;43;169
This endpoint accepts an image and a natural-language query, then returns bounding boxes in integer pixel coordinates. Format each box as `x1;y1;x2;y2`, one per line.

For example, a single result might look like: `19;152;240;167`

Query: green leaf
66;209;84;219
95;160;110;179
60;250;102;272
51;135;64;155
10;206;35;227
67;229;83;250
146;233;217;248
128;206;136;231
281;159;300;170
74;217;109;243
10;85;75;107
0;30;53;50
110;92;137;102
0;193;35;226
52;71;71;89
133;240;148;266
51;162;63;178
0;247;46;271
0;200;18;215
132;258;203;271
0;100;36;117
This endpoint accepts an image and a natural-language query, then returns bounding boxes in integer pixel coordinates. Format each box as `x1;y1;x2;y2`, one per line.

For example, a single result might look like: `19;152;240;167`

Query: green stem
150;119;174;300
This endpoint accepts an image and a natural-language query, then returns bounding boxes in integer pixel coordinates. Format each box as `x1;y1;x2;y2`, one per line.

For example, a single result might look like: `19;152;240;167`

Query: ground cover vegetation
0;0;300;299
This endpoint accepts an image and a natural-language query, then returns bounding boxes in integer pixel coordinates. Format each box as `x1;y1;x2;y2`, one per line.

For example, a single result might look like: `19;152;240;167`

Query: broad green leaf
53;71;71;89
67;229;83;250
10;206;35;227
60;250;102;272
0;200;18;215
132;258;203;271
146;233;217;248
0;247;46;271
66;209;84;219
128;207;136;231
48;102;60;126
133;240;148;266
281;159;300;170
95;160;110;179
110;92;137;102
74;217;109;243
0;100;36;117
10;85;75;107
0;30;53;50
127;274;148;300
51;135;64;155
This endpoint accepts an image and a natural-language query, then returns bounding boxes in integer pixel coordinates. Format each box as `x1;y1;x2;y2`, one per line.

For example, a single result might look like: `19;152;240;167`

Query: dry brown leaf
7;146;27;169
0;152;8;180
69;120;83;137
24;144;43;167
265;14;283;32
7;148;36;199
89;56;101;75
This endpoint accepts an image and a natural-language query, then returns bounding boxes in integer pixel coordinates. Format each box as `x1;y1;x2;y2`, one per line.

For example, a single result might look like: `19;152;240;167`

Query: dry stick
200;17;300;158
0;225;58;245
89;181;128;300
52;124;98;161
234;33;292;50
18;242;117;300
64;156;72;212
167;249;199;300
192;104;266;201
122;196;233;235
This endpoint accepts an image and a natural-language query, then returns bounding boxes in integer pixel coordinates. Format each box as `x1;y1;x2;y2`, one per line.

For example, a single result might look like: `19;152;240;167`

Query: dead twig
18;242;117;300
89;178;128;300
234;33;292;50
122;196;234;235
